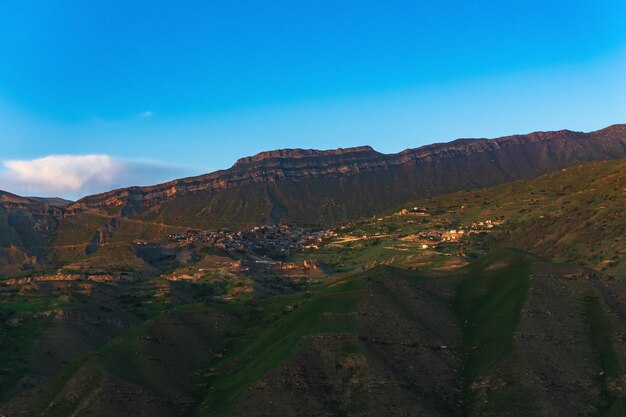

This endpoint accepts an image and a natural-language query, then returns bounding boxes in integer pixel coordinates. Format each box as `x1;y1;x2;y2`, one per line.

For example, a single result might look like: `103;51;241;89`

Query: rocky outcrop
2;273;137;286
232;146;378;166
0;191;63;216
86;217;121;255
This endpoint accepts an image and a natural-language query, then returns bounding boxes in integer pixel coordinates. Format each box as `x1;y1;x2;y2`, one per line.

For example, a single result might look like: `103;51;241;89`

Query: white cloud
4;155;118;192
139;111;154;119
0;154;187;199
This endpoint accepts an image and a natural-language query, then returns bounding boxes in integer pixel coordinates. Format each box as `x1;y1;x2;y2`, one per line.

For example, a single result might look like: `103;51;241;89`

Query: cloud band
0;154;186;199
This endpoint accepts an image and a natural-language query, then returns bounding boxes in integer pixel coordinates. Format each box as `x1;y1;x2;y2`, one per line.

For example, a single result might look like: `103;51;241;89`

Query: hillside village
146;205;505;271
163;225;337;259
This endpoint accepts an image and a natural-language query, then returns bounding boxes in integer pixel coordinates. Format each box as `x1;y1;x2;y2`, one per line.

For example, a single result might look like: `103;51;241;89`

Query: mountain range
69;124;626;225
1;124;625;278
1;124;626;416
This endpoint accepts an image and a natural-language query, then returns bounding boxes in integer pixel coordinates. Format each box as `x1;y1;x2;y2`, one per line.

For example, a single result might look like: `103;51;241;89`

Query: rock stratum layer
66;124;626;224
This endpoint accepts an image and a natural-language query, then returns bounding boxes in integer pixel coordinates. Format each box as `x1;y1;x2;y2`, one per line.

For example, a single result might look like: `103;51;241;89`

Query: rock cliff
65;124;626;225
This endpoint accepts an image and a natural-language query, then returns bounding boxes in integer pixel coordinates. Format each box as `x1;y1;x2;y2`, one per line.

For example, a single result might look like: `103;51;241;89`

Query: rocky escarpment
0;192;64;277
68;125;626;216
67;146;388;212
232;146;379;166
0;192;63;216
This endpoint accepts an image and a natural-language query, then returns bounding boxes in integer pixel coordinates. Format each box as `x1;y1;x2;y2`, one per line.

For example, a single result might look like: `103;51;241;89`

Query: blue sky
1;1;625;198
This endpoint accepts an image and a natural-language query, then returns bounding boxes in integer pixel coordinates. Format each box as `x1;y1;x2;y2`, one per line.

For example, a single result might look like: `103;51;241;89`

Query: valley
4;3;625;415
0;128;625;416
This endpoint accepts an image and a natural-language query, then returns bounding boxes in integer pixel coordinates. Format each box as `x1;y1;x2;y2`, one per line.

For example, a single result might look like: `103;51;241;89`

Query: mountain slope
364;158;626;278
69;124;626;228
2;252;624;417
1;155;625;416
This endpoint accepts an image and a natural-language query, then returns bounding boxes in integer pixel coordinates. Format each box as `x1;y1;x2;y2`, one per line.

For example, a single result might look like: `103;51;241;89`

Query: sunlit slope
394;159;625;277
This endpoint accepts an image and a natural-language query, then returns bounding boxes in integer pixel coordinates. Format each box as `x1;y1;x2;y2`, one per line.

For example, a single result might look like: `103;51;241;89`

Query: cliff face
0;192;62;276
67;124;626;222
67;146;388;211
0;191;47;213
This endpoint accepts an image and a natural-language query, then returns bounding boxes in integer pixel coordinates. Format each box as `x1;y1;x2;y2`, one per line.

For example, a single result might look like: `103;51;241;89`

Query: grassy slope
454;251;532;411
2;250;625;416
364;158;625;278
0;292;61;399
200;250;624;416
196;277;361;416
48;213;192;274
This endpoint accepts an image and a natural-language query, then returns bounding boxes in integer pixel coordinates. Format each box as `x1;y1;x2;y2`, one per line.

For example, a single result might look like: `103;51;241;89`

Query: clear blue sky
1;1;625;198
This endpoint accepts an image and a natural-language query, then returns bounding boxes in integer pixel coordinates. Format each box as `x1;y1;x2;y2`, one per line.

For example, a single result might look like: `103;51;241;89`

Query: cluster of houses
160;214;501;259
167;225;336;258
468;219;502;230
399;207;429;215
416;219;501;248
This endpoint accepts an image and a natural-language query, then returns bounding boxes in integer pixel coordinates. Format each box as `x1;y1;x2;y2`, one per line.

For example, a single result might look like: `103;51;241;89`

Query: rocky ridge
67;125;626;214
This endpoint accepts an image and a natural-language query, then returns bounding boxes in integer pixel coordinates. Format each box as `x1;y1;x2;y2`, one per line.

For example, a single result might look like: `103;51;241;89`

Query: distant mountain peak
28;197;73;208
596;123;626;134
233;146;378;166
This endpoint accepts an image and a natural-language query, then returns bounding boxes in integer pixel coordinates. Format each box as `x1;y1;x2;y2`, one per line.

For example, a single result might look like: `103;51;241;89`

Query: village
165;224;337;259
322;206;506;256
154;206;504;261
418;218;502;246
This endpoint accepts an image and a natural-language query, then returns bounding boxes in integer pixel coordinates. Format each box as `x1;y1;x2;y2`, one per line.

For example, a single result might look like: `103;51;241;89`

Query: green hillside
2;251;624;416
390;159;626;278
